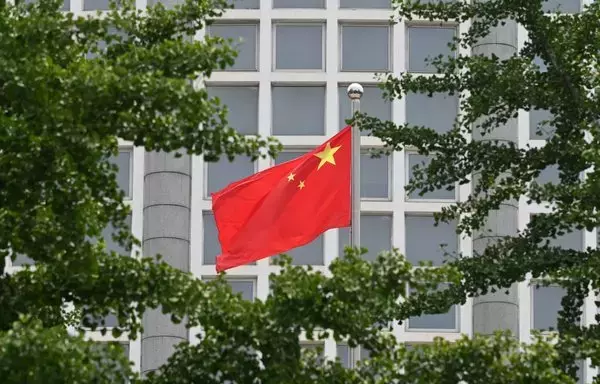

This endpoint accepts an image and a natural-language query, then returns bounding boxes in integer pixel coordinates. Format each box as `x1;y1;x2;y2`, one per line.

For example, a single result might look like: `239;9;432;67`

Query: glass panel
12;253;34;266
533;164;560;186
533;56;547;72
551;228;583;251
407;154;455;200
275;151;307;165
110;150;131;198
301;344;325;362
361;153;389;199
339;215;392;261
275;24;323;70
209;24;258;71
273;0;324;7
207;86;259;135
406;92;458;134
206;155;255;196
408;26;456;73
228;280;255;301
203;212;220;265
205;278;255;301
119;343;129;358
227;0;259;8
336;344;351;368
273;235;324;265
405;215;457;266
341;25;390;71
102;214;132;255
83;0;111;10
542;0;580;13
338;86;391;135
272;86;325;135
530;109;555;140
339;0;390;8
409;304;457;329
533;285;565;331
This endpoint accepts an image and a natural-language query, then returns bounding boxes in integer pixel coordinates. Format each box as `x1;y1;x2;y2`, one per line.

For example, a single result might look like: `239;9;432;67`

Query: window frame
405;281;460;333
338;23;392;72
205;83;260;136
270;84;327;136
272;22;326;72
207;22;260;72
405;151;458;202
203;157;258;200
406;23;458;74
202;276;257;301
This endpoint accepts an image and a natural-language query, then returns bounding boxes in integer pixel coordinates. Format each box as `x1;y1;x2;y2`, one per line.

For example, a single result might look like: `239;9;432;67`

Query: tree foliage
1;0;598;382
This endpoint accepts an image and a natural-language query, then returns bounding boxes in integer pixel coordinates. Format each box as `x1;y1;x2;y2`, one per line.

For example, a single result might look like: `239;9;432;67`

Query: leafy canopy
1;0;598;383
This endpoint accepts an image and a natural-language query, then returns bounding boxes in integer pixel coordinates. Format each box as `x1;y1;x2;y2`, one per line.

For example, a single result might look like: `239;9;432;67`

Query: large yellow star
314;142;341;170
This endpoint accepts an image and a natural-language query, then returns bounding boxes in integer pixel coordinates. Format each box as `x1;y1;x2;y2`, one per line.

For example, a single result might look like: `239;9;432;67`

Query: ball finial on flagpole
347;83;364;100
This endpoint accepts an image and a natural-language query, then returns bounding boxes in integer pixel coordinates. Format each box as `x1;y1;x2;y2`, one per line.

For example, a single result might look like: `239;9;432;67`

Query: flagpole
347;83;363;250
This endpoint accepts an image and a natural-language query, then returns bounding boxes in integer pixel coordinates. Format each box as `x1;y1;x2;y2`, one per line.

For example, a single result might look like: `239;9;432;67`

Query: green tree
358;0;600;381
0;0;595;383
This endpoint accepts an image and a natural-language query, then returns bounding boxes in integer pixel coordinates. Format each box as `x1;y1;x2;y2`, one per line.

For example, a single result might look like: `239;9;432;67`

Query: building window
203;277;256;301
338;85;392;134
207;86;259;135
340;25;391;72
530;109;555;140
407;154;455;201
273;0;324;8
406;92;458;134
339;214;392;261
407;284;458;331
531;215;584;251
203;212;255;266
361;153;390;199
271;235;325;266
227;0;259;8
25;0;70;10
274;150;308;165
532;285;566;331
336;344;371;368
83;0;113;10
301;343;325;363
12;253;34;266
405;215;457;266
208;24;259;71
205;155;255;197
532;164;560;187
203;212;219;265
111;150;132;199
408;26;456;73
101;214;132;255
273;24;325;71
542;0;581;13
339;0;390;8
272;86;326;135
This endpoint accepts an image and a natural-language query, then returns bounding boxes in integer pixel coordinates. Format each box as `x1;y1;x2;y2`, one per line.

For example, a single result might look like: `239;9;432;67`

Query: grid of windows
192;0;473;368
37;0;593;380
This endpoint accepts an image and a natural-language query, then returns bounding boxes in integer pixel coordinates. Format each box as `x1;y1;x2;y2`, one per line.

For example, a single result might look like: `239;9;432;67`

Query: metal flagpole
347;83;363;249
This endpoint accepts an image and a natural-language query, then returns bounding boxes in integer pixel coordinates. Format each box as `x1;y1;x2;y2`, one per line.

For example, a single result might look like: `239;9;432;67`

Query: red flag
212;126;352;272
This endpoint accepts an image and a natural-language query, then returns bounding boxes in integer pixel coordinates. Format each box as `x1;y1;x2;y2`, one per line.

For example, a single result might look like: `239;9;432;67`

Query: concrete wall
141;152;191;375
471;17;520;337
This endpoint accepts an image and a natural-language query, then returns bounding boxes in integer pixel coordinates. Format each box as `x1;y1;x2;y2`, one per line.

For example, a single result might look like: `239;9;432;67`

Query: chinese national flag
212;126;352;272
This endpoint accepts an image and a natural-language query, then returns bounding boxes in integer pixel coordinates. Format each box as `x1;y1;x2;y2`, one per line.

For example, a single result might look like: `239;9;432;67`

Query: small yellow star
287;172;295;182
314;142;341;170
298;180;305;190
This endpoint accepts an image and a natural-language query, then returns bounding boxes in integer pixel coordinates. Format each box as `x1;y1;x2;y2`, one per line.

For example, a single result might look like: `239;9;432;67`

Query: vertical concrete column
142;151;191;374
471;17;520;337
